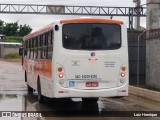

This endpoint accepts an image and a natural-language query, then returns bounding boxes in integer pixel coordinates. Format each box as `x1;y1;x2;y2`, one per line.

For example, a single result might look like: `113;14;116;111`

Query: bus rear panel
53;18;128;98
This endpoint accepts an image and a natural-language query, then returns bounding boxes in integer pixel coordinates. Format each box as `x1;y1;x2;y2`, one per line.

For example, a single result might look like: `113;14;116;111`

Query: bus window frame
62;23;122;51
24;29;54;60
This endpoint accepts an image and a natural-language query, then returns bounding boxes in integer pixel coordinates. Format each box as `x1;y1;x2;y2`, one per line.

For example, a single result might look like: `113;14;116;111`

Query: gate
128;30;146;86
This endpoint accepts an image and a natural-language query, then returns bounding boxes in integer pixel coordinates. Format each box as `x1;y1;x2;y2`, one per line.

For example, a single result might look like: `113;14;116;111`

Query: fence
128;30;146;86
128;29;160;86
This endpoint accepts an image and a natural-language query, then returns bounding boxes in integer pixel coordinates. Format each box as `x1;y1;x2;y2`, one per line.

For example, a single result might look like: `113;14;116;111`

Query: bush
4;53;20;59
6;36;23;42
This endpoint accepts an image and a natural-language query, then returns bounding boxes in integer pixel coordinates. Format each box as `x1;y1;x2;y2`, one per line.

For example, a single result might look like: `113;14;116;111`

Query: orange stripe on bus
60;18;123;25
23;58;52;79
35;60;52;79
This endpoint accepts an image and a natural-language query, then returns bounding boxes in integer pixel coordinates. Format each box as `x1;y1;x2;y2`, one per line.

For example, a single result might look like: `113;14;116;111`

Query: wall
146;0;160;89
0;45;20;58
147;0;160;30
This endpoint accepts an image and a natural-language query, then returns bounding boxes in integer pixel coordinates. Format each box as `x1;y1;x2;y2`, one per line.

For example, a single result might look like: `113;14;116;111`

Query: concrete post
146;0;160;89
134;0;141;30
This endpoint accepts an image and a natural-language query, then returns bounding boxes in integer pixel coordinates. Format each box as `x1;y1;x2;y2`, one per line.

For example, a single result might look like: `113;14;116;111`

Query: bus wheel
25;72;33;94
37;79;44;103
27;85;33;94
82;98;98;103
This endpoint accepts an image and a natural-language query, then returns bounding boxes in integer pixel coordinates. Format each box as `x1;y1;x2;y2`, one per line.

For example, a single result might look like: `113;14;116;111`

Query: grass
4;53;21;59
6;36;23;42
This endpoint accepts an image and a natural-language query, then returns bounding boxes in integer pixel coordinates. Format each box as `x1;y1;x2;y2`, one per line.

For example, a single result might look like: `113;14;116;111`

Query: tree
0;20;4;34
3;22;19;36
0;20;32;36
18;24;32;36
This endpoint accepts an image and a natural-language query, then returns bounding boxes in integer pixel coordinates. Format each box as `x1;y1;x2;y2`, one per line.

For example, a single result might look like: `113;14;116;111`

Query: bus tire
37;78;44;103
82;98;98;103
25;72;33;94
111;96;123;99
27;85;33;94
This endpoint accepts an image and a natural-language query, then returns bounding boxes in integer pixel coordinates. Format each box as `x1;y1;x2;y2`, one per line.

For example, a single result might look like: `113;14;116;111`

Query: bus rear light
121;66;126;71
59;73;64;78
121;72;125;77
58;67;63;72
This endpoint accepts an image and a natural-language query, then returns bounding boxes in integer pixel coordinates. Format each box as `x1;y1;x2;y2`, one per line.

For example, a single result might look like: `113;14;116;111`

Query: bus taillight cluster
58;67;64;78
120;66;126;77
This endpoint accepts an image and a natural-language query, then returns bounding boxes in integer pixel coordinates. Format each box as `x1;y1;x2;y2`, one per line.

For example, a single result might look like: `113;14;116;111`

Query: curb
129;86;160;102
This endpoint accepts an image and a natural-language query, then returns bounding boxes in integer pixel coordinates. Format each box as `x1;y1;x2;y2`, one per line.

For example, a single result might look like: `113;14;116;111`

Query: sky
0;0;146;32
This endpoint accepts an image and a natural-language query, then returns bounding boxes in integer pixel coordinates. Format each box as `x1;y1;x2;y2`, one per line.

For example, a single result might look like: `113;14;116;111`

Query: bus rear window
62;23;121;50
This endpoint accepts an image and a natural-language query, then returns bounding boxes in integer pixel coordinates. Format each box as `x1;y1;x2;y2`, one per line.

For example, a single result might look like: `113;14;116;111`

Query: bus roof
23;18;123;41
60;18;123;25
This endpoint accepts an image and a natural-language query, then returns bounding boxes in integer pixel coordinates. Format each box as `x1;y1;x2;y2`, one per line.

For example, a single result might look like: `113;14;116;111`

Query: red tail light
58;67;63;72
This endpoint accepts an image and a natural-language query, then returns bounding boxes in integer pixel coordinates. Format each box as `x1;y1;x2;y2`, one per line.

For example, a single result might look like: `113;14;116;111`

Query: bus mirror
55;25;59;31
19;47;23;56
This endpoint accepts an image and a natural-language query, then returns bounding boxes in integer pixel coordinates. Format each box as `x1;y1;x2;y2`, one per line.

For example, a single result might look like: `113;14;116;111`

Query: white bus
22;18;128;103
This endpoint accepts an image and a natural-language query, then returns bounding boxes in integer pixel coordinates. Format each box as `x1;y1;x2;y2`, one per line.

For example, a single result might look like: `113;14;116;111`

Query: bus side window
48;46;53;60
43;34;46;46
30;49;33;59
41;47;47;59
33;48;36;59
43;47;47;59
25;40;28;49
48;30;53;45
40;35;43;46
45;33;48;46
37;48;41;59
51;30;53;45
35;37;38;48
27;49;30;59
46;30;53;60
34;48;37;59
29;49;31;59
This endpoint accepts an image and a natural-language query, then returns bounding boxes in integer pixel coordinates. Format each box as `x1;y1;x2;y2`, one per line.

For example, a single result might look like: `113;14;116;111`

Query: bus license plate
86;82;98;87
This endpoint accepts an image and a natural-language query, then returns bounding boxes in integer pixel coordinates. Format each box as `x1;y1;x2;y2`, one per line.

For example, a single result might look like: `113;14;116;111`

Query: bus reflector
122;90;126;92
59;91;64;93
58;67;63;72
120;78;125;83
59;73;64;78
121;66;126;71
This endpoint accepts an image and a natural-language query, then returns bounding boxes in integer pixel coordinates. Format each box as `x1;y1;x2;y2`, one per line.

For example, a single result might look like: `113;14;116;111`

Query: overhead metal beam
0;4;146;17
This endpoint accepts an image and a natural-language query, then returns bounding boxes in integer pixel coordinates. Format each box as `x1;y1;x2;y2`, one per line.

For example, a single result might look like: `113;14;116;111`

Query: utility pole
133;0;141;30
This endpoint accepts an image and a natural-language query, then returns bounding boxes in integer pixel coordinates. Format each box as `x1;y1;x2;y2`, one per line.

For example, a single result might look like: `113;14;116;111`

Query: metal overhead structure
0;4;146;29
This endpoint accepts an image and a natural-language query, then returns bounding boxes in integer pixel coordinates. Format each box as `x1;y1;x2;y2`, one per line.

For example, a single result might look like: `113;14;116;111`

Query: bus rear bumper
53;83;128;98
